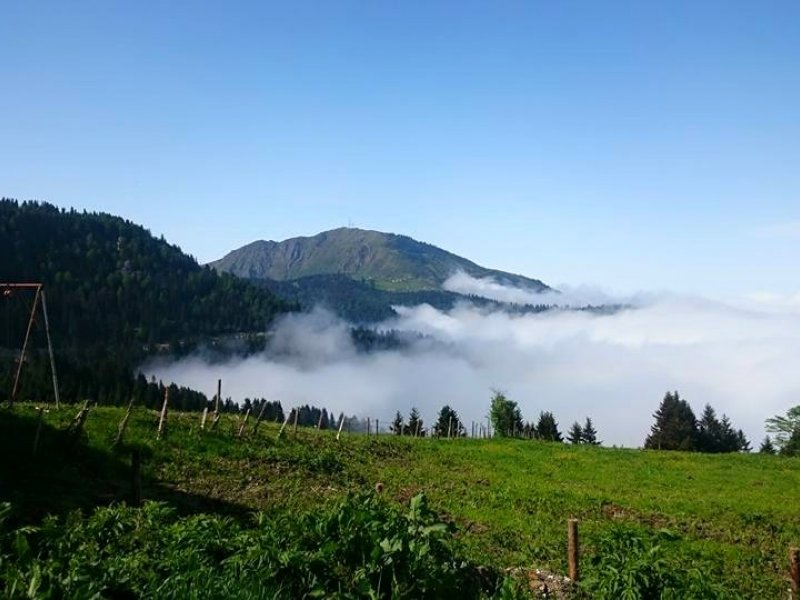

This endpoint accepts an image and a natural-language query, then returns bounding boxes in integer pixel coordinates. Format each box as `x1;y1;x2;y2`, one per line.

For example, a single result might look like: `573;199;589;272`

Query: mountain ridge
210;227;551;293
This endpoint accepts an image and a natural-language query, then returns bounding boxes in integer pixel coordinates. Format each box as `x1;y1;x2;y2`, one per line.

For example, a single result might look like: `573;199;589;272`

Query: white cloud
146;281;800;448
442;270;646;307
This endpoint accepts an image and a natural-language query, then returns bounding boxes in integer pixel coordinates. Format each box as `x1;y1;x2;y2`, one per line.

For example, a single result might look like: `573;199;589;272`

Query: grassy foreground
1;403;798;598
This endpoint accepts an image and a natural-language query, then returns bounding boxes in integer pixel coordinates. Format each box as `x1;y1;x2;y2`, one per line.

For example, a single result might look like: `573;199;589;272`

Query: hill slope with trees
0;198;295;404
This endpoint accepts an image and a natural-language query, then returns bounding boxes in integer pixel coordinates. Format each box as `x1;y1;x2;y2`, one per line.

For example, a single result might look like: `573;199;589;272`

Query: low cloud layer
147;275;800;448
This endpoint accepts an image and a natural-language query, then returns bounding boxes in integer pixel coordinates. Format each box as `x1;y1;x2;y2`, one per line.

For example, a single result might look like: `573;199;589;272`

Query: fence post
790;546;799;599
568;518;580;581
113;397;135;448
252;401;268;436
293;407;299;434
336;414;345;441
237;408;251;438
367;418;371;438
278;410;291;439
156;388;169;441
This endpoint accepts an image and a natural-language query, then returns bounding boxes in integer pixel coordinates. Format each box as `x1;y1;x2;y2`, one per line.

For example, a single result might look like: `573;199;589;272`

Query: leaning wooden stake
32;406;45;456
156;388;169;441
336;414;345;441
67;400;90;436
568;519;580;582
209;411;221;431
277;410;292;439
790;546;799;599
112;397;136;448
251;401;268;436
237;408;251;438
200;406;209;430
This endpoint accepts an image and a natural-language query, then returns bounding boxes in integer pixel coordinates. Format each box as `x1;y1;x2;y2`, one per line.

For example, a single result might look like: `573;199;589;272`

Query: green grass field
1;403;798;598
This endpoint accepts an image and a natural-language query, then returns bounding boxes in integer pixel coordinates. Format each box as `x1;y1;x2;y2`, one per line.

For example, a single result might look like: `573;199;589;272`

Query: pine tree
735;429;751;452
581;417;600;445
407;407;424;437
390;411;405;435
644;391;697;451
759;436;776;454
535;411;563;442
567;421;583;444
433;405;465;438
697;404;722;452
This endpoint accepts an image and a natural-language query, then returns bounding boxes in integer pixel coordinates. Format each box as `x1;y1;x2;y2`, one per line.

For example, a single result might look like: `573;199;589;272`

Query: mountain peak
210;228;550;293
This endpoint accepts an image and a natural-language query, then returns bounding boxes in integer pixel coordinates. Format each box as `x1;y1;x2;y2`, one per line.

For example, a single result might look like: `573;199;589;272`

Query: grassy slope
2;404;798;597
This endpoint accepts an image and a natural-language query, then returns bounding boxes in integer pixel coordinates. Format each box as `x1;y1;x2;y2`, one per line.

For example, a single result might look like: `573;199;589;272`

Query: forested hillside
257;273;556;323
0;199;295;404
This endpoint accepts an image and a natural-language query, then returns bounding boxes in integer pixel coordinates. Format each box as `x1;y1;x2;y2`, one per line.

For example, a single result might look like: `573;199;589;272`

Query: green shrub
582;527;740;600
0;494;517;599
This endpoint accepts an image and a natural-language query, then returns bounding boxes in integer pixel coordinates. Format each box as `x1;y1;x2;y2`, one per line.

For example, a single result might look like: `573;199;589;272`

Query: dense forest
0;199;295;405
257;273;558;323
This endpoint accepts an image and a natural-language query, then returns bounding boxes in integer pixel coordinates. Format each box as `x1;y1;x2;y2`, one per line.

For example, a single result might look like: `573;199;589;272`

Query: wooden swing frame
2;283;60;408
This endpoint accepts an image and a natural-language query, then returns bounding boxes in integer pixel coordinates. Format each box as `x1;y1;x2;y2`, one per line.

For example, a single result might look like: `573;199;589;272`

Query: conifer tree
535;411;563;442
390;411;405;435
567;421;583;444
581;417;600;445
407;407;424;437
759;436;776;454
644;391;697;451
433;405;465;438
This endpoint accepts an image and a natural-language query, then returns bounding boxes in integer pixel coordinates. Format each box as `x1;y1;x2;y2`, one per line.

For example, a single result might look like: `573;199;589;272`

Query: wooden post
252;401;268;435
277;410;291;438
366;418;371;437
67;400;90;446
11;286;41;407
336;414;346;440
209;411;221;431
790;546;799;599
415;419;421;438
39;290;60;409
317;412;324;429
293;407;299;434
448;416;453;439
113;397;135;448
156;388;169;441
200;406;209;430
568;519;579;582
32;406;45;456
131;449;142;507
215;379;221;414
376;419;379;436
237;408;251;438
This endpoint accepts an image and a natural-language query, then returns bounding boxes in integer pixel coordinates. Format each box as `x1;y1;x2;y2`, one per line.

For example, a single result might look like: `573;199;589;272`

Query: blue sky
2;1;798;298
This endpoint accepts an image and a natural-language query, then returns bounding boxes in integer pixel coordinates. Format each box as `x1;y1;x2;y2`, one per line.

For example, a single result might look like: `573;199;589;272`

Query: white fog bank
146;275;800;448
